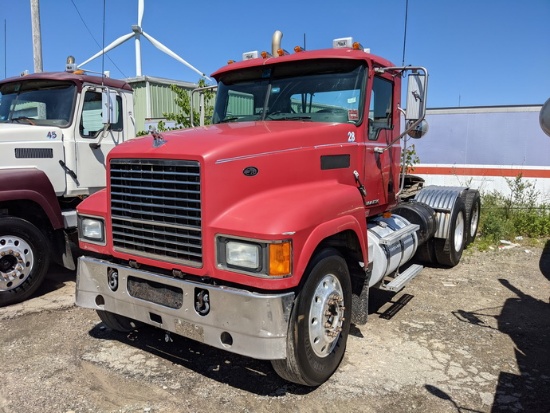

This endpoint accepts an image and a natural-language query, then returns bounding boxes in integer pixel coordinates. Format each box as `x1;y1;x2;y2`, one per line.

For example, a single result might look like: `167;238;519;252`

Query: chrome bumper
76;256;294;360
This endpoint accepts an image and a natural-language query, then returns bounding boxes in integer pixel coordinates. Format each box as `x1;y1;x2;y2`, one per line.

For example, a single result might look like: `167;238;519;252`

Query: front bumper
76;256;295;360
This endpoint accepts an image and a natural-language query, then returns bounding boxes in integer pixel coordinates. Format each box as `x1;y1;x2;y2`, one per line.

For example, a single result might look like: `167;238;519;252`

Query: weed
478;174;550;244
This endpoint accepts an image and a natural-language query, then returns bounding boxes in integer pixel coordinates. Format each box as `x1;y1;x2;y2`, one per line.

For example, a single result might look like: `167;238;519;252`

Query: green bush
479;174;550;243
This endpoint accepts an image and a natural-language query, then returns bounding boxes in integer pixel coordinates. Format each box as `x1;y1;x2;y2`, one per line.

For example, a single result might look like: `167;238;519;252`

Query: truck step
380;264;423;292
378;224;419;245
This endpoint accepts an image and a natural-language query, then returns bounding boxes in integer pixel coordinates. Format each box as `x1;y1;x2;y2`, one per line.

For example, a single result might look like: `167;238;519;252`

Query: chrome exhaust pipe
272;30;283;56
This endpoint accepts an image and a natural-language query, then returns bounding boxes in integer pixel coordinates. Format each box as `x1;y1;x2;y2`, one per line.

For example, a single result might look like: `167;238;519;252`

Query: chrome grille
110;159;202;266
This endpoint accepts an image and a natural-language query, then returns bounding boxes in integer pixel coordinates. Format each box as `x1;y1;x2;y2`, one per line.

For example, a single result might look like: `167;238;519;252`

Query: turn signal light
268;242;291;276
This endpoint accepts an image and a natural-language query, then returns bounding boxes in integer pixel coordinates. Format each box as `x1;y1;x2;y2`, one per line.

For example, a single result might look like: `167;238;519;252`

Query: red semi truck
75;32;480;386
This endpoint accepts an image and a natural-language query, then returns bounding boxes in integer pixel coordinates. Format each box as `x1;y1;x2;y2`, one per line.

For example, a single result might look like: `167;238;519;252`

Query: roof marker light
294;46;305;53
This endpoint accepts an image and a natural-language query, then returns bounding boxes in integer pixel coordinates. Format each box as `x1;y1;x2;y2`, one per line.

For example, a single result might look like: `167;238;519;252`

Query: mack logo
243;166;259;177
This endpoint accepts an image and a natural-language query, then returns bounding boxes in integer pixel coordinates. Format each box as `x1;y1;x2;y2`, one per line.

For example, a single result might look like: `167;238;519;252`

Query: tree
158;78;215;131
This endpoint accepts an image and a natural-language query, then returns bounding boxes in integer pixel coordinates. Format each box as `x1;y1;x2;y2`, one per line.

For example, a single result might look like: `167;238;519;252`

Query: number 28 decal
347;131;355;142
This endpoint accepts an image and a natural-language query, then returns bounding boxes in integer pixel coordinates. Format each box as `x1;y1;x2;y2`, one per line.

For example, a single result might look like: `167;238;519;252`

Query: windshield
0;80;76;127
213;59;366;125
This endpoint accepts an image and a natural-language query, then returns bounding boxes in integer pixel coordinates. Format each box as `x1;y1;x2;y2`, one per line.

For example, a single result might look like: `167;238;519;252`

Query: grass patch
477;175;550;247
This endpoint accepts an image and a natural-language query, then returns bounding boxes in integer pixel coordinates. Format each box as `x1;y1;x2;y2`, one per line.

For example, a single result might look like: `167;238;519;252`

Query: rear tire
434;197;466;267
0;216;50;307
463;190;481;246
271;248;351;386
97;310;140;332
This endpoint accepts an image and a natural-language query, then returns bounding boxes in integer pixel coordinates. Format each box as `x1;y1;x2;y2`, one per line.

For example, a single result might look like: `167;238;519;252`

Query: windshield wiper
266;115;312;121
219;117;241;123
11;116;36;125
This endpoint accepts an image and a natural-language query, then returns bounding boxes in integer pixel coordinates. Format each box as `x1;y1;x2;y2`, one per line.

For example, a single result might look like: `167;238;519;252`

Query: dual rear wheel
415;189;480;267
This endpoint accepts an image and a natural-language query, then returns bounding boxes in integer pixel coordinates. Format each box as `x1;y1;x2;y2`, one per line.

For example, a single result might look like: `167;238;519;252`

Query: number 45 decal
347;131;355;142
47;131;57;140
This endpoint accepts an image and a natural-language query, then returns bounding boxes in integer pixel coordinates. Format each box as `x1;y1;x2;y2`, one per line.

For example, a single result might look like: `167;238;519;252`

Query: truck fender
0;168;64;229
210;182;368;289
294;214;367;285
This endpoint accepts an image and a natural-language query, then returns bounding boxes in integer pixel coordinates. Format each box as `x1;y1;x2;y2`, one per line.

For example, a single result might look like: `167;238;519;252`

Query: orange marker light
294;46;304;53
261;51;269;59
269;242;291;276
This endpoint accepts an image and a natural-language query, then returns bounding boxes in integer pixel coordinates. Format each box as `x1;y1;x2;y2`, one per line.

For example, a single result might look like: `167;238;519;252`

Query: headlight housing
78;215;106;245
217;236;291;277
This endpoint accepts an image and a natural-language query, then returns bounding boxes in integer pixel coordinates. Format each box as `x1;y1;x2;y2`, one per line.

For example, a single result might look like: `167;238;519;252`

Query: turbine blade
79;32;135;68
138;0;144;27
142;31;210;80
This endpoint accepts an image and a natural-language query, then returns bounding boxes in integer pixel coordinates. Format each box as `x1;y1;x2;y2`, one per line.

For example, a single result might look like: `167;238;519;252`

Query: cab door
73;87;125;193
363;75;396;212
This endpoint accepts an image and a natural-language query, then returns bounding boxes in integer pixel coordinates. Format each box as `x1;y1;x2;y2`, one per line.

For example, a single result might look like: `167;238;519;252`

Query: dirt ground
1;240;550;413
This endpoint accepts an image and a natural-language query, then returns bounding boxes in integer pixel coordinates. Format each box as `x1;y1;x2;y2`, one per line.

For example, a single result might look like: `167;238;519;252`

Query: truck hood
0;123;64;142
108;121;354;162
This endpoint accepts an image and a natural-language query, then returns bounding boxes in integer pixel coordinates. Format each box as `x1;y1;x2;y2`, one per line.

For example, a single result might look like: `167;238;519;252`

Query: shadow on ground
450;245;550;412
33;263;76;298
88;321;315;396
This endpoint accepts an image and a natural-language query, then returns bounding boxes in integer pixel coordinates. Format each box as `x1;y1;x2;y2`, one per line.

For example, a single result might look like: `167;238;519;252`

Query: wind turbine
78;0;209;79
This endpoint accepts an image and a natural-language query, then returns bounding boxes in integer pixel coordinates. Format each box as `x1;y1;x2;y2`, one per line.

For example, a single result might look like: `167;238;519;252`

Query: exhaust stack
272;30;283;57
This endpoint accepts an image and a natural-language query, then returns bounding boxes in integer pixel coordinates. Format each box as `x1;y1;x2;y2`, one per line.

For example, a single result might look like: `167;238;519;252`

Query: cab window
368;77;393;140
80;90;123;138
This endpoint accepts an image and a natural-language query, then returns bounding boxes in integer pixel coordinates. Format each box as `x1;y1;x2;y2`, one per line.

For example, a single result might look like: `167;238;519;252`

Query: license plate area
127;276;183;309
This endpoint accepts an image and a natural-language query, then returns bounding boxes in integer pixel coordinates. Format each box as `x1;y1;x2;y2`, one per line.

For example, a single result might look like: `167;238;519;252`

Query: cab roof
0;71;132;92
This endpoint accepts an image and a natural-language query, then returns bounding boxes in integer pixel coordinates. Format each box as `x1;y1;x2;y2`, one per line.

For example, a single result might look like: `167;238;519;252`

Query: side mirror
102;89;116;125
540;98;550;137
407;119;429;139
405;71;428;122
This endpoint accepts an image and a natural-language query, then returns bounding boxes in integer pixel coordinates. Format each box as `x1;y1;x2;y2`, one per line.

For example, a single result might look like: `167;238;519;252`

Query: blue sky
1;0;549;108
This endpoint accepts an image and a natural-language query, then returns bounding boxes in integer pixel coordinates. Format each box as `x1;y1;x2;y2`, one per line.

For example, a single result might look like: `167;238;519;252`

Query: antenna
401;0;408;66
78;0;209;79
101;0;106;82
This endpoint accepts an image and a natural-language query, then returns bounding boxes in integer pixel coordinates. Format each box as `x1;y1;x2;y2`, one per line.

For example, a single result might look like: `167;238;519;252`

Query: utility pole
30;0;43;73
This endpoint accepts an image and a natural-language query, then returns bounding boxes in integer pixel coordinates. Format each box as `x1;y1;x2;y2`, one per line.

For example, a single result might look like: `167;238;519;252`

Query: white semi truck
0;64;136;306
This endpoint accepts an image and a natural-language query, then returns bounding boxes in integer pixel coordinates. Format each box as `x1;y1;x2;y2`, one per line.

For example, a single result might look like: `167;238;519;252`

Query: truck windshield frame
213;59;367;125
0;80;77;127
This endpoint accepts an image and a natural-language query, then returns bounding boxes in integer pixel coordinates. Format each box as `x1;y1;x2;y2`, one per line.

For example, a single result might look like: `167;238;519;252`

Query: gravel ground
1;240;550;413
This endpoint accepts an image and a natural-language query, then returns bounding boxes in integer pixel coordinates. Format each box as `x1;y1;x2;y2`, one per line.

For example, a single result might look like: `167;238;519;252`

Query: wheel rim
308;273;345;358
470;203;479;238
0;235;34;291
453;212;465;253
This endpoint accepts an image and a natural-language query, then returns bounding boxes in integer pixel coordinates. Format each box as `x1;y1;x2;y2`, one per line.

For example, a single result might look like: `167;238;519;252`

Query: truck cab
0;68;135;306
74;32;478;386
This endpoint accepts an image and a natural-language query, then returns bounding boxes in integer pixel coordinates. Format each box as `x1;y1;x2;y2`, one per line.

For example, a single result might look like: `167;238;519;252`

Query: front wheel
97;310;140;332
271;248;352;386
0;216;50;306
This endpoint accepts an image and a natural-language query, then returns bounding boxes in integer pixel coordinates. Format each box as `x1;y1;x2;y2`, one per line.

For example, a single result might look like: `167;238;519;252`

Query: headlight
226;241;260;270
78;216;105;245
217;236;292;277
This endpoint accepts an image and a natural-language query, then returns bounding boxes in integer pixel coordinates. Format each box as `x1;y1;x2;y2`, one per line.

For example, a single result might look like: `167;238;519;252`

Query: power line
69;0;127;78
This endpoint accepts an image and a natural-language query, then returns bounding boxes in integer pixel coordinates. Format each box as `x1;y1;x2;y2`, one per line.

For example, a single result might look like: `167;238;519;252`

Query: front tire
0;216;50;306
97;310;140;332
271;248;352;386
